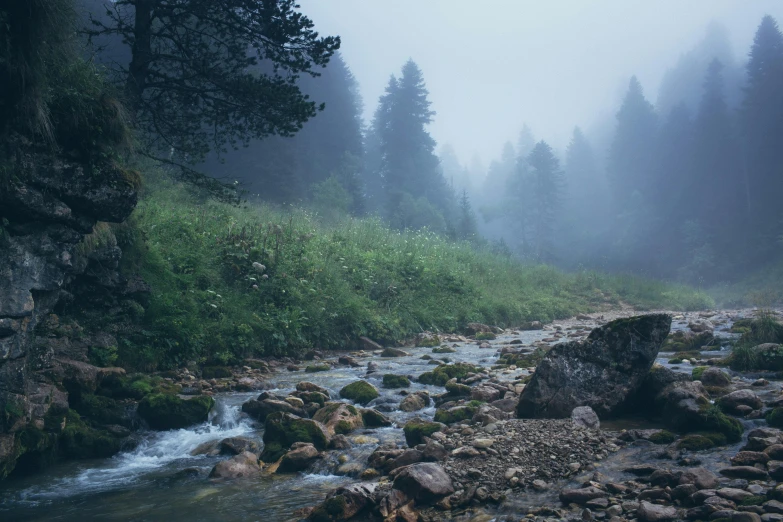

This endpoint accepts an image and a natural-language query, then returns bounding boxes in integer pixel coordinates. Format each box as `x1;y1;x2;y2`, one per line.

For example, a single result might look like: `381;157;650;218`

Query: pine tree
523;141;562;261
741;15;783;236
374;60;451;228
607;76;658;206
456;190;478;240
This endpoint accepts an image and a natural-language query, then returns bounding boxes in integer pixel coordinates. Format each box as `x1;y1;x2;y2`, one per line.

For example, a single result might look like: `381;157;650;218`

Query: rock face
138;394;215;430
517;314;672;419
0;152;138;477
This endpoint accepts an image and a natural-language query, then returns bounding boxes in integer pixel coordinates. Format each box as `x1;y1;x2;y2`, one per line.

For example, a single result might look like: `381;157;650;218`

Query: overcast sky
300;1;783;167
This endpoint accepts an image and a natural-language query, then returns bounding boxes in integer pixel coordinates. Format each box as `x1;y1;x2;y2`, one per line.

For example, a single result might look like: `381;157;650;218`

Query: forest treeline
32;3;783;288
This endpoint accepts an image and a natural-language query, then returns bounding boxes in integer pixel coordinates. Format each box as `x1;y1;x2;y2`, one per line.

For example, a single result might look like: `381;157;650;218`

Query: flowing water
0;311;762;521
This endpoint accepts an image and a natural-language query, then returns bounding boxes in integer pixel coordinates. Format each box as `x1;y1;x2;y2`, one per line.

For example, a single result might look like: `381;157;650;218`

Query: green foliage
201;366;233;379
382;374;410;388
87;344;118;368
339;381;379;405
726;312;783;371
116;172;711;369
311;176;354;222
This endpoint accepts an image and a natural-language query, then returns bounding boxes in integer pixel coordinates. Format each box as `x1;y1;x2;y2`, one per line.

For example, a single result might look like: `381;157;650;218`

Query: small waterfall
16;396;257;501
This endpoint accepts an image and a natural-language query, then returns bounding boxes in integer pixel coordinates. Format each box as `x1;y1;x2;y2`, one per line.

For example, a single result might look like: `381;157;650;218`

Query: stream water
0;311;763;521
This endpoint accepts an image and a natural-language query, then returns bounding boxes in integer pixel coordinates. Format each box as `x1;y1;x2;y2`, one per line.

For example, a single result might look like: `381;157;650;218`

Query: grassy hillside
111;171;712;369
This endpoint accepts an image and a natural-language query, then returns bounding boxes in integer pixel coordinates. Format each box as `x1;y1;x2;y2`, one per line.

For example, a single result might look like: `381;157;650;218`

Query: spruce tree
524;141;562;261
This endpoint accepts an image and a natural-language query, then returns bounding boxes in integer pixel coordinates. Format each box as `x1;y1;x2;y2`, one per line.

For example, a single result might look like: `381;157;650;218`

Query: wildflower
252;262;266;272
252;284;259;290
262;274;269;280
210;304;218;308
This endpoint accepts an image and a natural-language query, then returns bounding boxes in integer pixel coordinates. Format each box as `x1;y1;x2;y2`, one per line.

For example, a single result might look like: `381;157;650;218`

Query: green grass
115;170;713;369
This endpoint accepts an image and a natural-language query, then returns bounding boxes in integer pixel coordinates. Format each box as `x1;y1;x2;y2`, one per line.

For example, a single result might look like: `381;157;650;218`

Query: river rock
209;451;261;479
392;463;454;502
719;389;763;414
278;442;321;473
260;412;330;462
312;402;364;435
637;500;680;521
296;381;330;396
219;436;260;456
517;314;671;419
471;385;503;402
719;466;769;480
241;398;304;422
381;347;408;357
308;482;378;521
679;467;719;489
559;486;607;505
339;380;379;405
400;392;429;412
571;406;600;429
698;367;731;387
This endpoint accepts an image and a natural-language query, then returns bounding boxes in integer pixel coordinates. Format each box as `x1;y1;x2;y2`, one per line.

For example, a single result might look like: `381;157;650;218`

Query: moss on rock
648;430;677;445
767;407;783;428
261;412;330;462
138;393;214;430
201;366;232;379
305;364;330;373
403;419;443;446
418;363;482;386
433;404;479;424
432;346;456;354
382;374;410;389
339;380;379;405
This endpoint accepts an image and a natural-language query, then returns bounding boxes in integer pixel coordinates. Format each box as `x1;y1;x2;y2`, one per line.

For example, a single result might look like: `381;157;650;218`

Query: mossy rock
381;348;408;357
432;346;456;354
418;363;482;386
138;393;214;430
339;380;379;405
99;374;157;400
261;412;330;462
739;495;767;506
72;394;129;427
201;366;233;379
445;382;471;396
291;391;329;406
698;406;743;443
677;432;727;451
420;355;432;360
648;430;677;445
2;425;59;479
309;494;350;522
305;364;330;373
691;366;707;380
767;407;783;428
382;374;410;389
402;419;444;446
668;358;684;364
60;410;124;459
416;335;441;348
475;332;496;341
360;408;391;427
433;404;478;424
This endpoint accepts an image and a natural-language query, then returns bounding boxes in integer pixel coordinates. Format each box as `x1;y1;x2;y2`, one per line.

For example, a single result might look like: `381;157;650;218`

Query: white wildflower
252;262;266;272
261;274;269;280
210;304;217;308
252;284;259;290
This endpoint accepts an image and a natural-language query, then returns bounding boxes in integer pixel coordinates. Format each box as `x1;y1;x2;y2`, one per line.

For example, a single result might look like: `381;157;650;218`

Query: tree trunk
126;0;153;109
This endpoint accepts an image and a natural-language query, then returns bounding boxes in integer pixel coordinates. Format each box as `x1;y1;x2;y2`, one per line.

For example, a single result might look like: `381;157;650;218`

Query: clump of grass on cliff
116;170;712;369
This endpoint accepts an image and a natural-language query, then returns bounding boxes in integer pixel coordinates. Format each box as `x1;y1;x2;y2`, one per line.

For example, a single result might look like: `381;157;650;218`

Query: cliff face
0;152;138;477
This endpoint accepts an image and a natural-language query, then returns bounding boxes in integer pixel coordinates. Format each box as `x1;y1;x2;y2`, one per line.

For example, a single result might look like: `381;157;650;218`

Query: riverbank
2;308;781;521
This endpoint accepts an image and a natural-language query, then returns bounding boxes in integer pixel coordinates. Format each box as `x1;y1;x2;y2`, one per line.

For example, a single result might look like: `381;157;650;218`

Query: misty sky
301;1;783;168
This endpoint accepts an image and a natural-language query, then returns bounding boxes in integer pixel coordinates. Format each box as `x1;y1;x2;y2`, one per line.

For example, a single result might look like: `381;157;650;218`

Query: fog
302;0;783;165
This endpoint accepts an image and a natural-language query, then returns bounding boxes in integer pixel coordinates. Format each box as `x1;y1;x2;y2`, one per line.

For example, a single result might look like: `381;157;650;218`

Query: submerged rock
517;314;672;419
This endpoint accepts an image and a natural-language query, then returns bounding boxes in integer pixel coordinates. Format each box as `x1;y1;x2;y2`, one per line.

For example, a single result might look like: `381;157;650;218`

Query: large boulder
718;390;763;415
399;392;429;412
138;393;214;430
517;314;672;418
655;381;744;442
392;463;454;502
312;402;364;435
261;412;330;462
308;483;378;521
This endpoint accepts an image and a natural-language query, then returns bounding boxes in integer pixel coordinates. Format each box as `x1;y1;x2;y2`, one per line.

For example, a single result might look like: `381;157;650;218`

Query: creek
0;311;757;521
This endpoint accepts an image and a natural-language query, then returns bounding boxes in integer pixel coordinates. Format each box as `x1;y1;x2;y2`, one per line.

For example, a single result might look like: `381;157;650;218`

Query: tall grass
115;171;713;369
